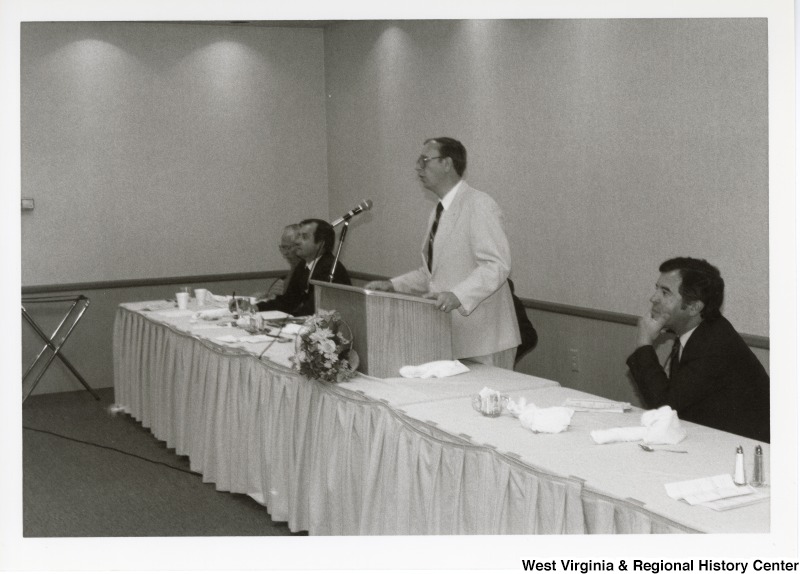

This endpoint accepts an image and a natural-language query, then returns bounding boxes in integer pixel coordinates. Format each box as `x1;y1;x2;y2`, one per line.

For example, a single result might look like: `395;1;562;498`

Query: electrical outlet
568;348;580;372
21;198;35;211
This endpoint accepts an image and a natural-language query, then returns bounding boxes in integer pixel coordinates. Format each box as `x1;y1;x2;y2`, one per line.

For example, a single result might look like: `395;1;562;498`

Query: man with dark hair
626;257;769;442
257;218;350;316
299;217;336;253
366;137;520;369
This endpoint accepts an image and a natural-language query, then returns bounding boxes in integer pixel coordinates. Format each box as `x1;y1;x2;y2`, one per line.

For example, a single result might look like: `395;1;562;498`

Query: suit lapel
678;319;711;363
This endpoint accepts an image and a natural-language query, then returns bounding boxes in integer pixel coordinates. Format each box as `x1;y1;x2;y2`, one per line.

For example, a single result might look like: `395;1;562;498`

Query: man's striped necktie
427;202;444;272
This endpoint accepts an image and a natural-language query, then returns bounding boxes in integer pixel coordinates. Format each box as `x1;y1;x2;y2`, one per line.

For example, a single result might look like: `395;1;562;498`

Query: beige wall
20;20;771;397
324;19;769;337
21;22;329;285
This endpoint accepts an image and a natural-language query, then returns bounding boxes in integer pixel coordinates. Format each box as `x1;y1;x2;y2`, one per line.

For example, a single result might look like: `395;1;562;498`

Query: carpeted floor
22;387;302;537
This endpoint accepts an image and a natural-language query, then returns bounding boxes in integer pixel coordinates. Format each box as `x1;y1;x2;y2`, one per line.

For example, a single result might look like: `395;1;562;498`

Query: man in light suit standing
366;137;520;369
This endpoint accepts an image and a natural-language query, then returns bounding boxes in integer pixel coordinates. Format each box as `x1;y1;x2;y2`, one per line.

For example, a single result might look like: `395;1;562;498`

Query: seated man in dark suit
626;257;769;442
257;218;351;316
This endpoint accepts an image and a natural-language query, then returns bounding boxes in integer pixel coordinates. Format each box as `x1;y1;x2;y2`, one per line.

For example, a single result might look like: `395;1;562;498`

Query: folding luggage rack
21;294;99;403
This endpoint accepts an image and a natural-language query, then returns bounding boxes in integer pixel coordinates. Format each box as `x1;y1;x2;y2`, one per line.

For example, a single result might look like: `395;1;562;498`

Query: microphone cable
22;424;202;477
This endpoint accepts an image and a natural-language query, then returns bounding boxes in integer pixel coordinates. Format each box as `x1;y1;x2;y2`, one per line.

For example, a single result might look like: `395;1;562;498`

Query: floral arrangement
290;310;357;383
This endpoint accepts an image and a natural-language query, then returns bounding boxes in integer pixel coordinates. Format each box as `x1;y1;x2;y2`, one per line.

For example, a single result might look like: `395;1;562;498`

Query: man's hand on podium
365;280;395;292
425;291;461;313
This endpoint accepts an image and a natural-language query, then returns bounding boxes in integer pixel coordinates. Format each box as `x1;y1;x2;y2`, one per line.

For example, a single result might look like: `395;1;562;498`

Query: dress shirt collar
678;325;699;360
439;179;464;211
305;255;322;275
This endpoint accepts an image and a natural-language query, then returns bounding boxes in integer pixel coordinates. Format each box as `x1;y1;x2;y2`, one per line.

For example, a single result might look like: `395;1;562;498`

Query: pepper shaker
751;445;765;487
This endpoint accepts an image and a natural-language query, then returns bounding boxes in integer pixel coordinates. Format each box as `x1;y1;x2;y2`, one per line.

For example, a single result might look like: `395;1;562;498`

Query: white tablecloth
112;301;769;534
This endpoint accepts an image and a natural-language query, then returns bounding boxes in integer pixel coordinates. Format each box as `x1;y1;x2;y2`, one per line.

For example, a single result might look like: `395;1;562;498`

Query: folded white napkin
590;426;647;444
507;397;574;434
398;360;470;379
641;406;687;444
195;308;230;320
590;405;687;445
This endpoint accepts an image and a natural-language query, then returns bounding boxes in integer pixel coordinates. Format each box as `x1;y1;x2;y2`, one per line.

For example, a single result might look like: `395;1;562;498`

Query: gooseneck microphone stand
328;221;349;282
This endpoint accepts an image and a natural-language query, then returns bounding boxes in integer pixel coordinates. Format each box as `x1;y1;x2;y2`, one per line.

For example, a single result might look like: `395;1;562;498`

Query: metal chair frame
21;294;99;402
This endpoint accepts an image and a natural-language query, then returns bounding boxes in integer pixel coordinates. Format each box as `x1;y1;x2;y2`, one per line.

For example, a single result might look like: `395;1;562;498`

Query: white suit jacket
391;183;520;358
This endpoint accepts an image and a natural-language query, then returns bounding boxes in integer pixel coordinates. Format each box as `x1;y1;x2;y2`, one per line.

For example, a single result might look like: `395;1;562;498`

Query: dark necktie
668;338;681;380
298;264;311;293
427;202;444;272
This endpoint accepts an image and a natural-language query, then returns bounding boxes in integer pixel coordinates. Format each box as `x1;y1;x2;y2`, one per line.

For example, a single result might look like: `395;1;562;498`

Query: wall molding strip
21;269;769;350
21;270;286;295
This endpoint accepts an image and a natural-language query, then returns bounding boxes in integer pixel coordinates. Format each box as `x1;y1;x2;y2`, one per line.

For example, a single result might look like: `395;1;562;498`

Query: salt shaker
751;445;765;487
733;445;747;486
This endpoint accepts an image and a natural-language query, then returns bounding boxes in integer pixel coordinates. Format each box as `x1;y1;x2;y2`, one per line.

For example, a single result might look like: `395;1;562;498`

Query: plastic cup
176;292;189;310
195;288;208;306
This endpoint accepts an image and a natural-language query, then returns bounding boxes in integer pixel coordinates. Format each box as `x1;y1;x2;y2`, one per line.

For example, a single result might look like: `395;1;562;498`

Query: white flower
310;327;334;343
320;339;337;354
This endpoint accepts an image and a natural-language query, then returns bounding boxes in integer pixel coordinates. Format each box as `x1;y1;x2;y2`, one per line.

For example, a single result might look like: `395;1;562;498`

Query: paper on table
700;491;769;511
154;309;196;318
139;301;176;312
257;310;291;320
240;335;273;343
665;474;769;511
280;323;307;335
564;398;631;412
215;335;239;343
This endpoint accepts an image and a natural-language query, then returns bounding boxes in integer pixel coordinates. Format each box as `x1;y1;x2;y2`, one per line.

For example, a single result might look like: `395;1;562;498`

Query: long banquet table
112;300;770;534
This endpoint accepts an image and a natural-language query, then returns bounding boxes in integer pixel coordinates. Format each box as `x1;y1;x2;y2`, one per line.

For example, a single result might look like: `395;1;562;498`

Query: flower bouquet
290;310;358;383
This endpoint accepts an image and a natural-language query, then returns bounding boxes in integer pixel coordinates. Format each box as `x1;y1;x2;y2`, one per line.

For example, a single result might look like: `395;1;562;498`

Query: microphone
331;199;373;227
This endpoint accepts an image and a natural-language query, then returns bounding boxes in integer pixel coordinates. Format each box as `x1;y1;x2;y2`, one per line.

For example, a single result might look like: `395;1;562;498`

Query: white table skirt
112;302;769;534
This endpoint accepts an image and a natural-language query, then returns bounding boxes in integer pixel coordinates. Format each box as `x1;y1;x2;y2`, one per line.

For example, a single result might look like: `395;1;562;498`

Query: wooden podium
312;280;453;378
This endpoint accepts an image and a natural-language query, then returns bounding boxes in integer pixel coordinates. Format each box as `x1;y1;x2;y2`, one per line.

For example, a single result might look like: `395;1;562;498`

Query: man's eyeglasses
416;155;443;169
